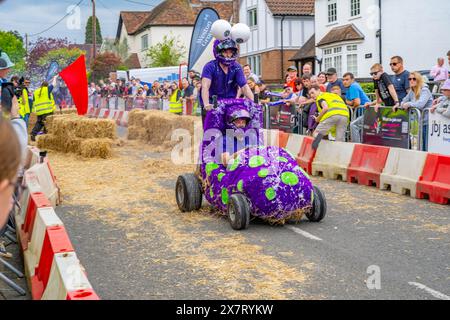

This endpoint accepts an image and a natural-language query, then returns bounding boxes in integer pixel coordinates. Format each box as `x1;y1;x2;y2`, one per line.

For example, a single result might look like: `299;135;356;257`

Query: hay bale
127;125;146;140
36;133;57;150
79;139;113;158
128;109;148;127
74;118;116;139
35;113;116;158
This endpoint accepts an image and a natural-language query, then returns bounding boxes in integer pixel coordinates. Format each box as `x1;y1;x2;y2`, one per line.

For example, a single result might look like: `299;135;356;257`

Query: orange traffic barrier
347;144;390;187
416;153;450;204
278;131;290;149
296;136;316;175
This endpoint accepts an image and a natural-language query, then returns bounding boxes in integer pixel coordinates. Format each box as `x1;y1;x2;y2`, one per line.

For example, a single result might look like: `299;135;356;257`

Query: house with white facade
116;0;234;68
314;0;450;78
237;0;315;83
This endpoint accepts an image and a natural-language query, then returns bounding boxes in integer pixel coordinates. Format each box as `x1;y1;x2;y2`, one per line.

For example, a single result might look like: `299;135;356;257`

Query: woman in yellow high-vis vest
308;85;350;149
169;82;183;115
18;83;31;127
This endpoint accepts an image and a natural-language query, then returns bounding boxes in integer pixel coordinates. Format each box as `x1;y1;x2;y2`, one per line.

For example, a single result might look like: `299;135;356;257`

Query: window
248;8;257;27
141;34;148;51
347;54;358;76
328;0;337;23
323;44;358;77
350;0;360;17
247;55;261;77
324;57;333;72
333;56;342;76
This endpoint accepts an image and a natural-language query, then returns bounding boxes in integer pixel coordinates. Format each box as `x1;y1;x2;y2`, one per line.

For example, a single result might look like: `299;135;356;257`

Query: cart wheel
228;194;250;230
306;186;327;222
175;174;202;212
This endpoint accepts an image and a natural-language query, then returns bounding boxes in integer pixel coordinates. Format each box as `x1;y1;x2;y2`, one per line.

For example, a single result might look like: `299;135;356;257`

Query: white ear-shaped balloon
230;23;251;44
210;19;232;40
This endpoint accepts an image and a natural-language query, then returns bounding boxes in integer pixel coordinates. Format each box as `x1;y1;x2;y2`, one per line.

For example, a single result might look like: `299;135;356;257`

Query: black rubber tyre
306;186;327;222
175;174;202;212
227;194;250;230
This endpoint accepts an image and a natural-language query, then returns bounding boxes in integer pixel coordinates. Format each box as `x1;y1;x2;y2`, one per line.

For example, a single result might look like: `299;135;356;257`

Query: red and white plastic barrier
86;107;128;127
16;151;100;300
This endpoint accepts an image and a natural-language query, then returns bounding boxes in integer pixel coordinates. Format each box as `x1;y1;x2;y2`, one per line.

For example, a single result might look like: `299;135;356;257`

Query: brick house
237;0;315;84
115;0;234;68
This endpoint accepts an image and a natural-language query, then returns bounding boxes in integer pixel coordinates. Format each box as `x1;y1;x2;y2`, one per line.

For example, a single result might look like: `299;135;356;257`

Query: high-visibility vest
18;88;31;117
169;89;182;114
315;92;349;122
33;87;55;116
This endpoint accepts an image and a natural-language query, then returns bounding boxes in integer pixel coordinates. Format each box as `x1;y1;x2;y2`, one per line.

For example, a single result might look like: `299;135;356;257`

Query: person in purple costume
201;39;254;122
199;98;314;222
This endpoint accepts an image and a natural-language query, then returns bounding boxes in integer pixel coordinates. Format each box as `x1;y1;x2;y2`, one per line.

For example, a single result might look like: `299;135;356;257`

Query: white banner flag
428;112;450;155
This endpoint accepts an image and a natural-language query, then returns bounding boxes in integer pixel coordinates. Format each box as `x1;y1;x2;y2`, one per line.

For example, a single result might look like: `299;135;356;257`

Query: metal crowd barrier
264;101;431;151
88;95;202;115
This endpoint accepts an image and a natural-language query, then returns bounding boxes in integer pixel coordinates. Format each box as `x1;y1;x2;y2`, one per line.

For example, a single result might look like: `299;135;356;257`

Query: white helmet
210;19;232;41
230;23;251;44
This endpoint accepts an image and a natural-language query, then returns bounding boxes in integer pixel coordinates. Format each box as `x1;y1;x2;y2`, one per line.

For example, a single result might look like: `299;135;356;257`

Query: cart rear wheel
228;194;250;230
305;186;327;222
175;174;202;212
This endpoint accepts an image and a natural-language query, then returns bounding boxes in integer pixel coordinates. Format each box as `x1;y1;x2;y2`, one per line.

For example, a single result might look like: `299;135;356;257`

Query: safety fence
262;102;444;152
9;147;100;300
89;95;201;116
87;95;447;154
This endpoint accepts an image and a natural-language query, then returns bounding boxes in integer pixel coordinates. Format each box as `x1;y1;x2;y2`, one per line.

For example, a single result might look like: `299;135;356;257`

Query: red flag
59;55;88;115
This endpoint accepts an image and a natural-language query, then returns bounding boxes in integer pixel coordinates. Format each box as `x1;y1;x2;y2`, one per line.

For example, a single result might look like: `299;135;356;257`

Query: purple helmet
227;109;251;129
214;39;238;66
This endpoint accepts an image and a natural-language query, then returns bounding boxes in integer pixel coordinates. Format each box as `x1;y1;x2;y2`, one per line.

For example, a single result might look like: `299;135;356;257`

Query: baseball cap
326;67;337;75
0;51;15;70
287;65;297;72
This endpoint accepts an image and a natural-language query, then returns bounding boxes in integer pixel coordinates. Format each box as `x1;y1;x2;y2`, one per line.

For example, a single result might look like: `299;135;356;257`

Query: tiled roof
289;34;315;61
120;11;152;35
265;0;314;16
124;53;141;69
134;0;196;34
317;24;365;47
117;0;233;38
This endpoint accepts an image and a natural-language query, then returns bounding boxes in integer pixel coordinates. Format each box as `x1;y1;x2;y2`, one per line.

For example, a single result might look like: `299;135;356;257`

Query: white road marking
285;225;323;241
408;282;450;300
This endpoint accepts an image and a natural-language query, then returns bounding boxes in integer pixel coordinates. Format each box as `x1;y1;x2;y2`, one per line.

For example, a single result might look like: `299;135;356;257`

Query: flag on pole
59;55;88;115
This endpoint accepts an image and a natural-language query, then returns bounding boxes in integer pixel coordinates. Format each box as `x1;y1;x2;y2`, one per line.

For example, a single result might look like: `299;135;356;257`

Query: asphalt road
4;126;448;300
51;140;449;300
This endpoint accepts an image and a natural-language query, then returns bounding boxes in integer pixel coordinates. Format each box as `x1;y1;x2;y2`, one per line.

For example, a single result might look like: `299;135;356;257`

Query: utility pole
25;33;28;62
92;0;96;60
91;0;96;81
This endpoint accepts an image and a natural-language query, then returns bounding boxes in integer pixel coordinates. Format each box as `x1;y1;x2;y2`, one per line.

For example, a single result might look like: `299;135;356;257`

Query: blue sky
0;0;162;43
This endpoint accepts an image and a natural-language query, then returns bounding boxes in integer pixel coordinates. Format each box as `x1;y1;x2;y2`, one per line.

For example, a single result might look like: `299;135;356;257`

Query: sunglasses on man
390;62;399;66
370;71;380;76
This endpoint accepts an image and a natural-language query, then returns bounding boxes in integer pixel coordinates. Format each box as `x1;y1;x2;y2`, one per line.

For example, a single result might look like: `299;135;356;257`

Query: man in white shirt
430;57;449;82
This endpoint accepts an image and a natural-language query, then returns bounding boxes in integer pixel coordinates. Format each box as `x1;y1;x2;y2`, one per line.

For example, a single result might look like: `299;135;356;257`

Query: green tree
0;30;26;72
146;35;186;67
101;38;129;62
38;47;85;70
90;52;122;82
85;16;103;44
